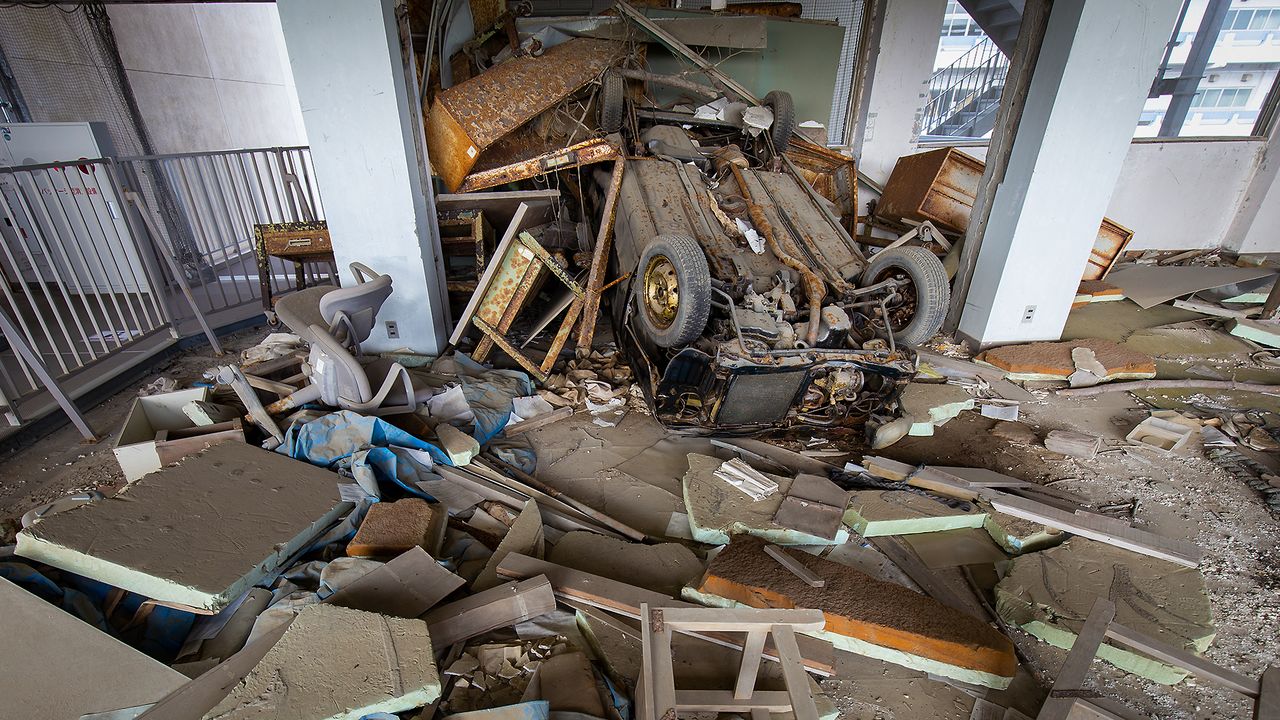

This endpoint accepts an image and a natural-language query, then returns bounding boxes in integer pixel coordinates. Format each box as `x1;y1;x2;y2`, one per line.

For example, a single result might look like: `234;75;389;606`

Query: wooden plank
495;553;835;676
772;624;820;720
869;537;987;620
503;406;574;436
659;607;826;633
422;576;556;648
735;629;768;700
576;157;625;349
642;603;678;720
673;690;795;713
1037;599;1116;720
987;494;1202;567
1104;622;1259;697
764;544;826;588
1255;666;1279;720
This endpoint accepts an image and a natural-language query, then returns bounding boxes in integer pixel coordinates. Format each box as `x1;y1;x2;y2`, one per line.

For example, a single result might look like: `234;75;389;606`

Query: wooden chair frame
638;603;824;720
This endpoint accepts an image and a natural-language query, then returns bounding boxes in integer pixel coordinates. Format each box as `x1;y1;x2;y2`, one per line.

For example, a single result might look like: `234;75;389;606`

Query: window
1193;87;1252;107
1136;0;1280;138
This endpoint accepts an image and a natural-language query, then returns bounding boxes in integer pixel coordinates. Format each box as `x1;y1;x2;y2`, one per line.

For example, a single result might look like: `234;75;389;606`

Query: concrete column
276;0;449;354
957;0;1180;347
1224;118;1280;255
855;0;949;184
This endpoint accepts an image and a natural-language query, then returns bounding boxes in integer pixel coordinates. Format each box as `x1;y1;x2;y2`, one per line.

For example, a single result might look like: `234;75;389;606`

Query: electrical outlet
1022;305;1037;324
385;320;399;339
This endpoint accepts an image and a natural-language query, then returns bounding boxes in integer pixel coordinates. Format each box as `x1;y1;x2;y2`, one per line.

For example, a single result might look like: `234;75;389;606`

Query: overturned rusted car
599;88;950;433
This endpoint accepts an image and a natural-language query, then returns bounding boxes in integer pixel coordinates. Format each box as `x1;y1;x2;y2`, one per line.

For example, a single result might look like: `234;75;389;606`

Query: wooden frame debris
637;604;824;720
1037;598;1278;720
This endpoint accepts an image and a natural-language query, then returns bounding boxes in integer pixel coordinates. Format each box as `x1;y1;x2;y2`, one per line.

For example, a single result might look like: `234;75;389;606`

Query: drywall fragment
683;454;850;546
686;535;1017;689
842;490;985;537
899;382;975;436
437;423;482;465
995;538;1215;684
347;498;447;558
205;604;440;719
423;576;557;648
184;400;241;426
0;577;187;718
327;546;464;618
473;499;546;592
1230;318;1280;348
15;442;352;612
1043;429;1101;459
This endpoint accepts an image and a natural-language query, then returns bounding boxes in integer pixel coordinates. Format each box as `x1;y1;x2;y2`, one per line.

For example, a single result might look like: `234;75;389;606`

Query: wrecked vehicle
601;94;950;433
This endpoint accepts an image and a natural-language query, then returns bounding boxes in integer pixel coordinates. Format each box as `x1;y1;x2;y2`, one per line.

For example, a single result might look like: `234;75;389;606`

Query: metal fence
0;146;327;438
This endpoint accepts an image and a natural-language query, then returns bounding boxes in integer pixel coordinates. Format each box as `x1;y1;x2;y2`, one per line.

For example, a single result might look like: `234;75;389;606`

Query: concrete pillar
276;0;449;354
957;0;1181;347
855;0;949;184
1225;117;1280;255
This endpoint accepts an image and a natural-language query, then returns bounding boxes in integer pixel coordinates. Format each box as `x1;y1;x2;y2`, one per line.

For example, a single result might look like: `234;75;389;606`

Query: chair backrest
320;263;393;344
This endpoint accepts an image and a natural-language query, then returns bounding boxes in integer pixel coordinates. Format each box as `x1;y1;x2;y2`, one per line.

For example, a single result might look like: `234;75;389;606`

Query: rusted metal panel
749;169;861;289
875;148;984;232
785;137;858;231
1084;218;1134;281
475;233;540;330
457;137;621;193
577;158;625;350
427;37;626;192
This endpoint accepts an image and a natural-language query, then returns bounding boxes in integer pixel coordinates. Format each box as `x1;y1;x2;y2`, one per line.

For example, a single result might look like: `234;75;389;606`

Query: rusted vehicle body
606;125;949;433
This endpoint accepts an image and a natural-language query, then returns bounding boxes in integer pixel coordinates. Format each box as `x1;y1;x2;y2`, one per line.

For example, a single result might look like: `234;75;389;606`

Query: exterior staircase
920;36;1009;139
957;0;1023;57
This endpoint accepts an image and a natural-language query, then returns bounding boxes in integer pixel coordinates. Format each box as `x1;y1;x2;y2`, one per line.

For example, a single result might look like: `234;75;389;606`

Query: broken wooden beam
502;406;574;436
422;575;556;648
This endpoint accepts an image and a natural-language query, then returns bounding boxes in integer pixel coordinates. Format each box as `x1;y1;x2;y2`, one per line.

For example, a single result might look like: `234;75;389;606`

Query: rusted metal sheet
785;137;858;231
875;148;984;232
576;158;625;350
457;137;621;193
426;37;626;192
1084;218;1134;281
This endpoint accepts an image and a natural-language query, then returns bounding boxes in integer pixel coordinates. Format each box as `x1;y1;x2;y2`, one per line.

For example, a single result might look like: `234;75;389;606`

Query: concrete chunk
437;423;481;465
686;535;1017;689
205;604;440;720
995;538;1215;684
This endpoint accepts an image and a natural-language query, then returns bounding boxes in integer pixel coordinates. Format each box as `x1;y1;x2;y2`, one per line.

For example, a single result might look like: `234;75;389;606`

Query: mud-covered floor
1;303;1276;719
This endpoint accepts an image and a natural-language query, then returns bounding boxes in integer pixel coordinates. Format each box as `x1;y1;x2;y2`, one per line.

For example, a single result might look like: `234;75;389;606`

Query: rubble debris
713;457;781;500
15;443;353;613
546;530;703;596
0;576;188;719
346;498;447;558
1228;317;1280;348
327;547;464;618
1207;447;1280;517
772;473;849;541
1125;412;1198;453
423;576;557;649
437;423;482;466
1057;377;1280;397
897;382;976;436
843;489;984;537
995;538;1215;684
473;500;545;592
686;536;1018;688
496;553;836;676
975;339;1156;382
527;650;606;716
115;387;242;483
1107;264;1275;309
683;453;850;545
206;603;440;719
1043;429;1102;459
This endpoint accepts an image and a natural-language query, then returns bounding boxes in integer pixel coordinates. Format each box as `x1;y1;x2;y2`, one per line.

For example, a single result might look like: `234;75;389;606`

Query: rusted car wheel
763;90;796;152
599;71;626;134
861;246;950;348
634;234;711;348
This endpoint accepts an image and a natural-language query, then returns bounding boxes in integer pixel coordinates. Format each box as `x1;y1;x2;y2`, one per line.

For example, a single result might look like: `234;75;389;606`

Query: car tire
634;234;712;348
861;246;951;348
599;71;626;134
763;90;796;152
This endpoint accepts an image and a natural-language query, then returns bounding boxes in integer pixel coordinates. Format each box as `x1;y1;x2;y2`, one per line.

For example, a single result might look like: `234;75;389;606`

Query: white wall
108;3;306;153
856;0;949;182
1107;140;1262;251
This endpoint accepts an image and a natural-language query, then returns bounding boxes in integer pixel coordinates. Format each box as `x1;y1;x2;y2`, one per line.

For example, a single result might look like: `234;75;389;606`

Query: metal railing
0;146;329;438
920;36;1009;137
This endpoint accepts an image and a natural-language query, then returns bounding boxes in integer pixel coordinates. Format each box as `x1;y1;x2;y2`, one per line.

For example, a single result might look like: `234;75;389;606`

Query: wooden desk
253;221;336;316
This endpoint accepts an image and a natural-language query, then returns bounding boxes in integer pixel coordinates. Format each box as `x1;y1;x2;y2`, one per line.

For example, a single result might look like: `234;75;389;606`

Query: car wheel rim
643;254;680;329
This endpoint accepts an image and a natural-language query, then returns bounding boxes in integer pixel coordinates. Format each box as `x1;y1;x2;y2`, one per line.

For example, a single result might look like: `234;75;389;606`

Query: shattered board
994;538;1215;684
15;442;352;612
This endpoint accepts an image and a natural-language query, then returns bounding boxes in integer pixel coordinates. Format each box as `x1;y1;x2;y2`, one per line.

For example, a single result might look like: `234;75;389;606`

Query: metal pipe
728;163;825;346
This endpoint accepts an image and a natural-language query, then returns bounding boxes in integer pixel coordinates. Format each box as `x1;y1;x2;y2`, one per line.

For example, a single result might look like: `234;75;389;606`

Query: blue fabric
0;560;194;661
276;410;444;498
443;353;534;445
